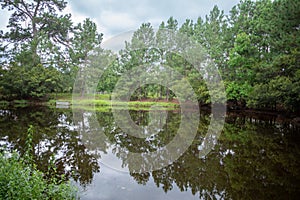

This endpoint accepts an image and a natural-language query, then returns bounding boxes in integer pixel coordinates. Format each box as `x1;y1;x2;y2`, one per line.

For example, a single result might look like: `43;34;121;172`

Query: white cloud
0;0;240;40
64;5;87;24
67;0;239;39
100;11;137;28
100;11;139;32
0;10;11;32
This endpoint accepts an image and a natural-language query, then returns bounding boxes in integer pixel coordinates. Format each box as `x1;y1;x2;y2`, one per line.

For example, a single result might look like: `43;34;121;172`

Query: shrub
0;126;78;200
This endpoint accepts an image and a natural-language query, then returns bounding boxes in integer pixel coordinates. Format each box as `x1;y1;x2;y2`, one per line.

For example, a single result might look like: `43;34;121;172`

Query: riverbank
50;94;180;109
0;93;299;117
0;94;180;109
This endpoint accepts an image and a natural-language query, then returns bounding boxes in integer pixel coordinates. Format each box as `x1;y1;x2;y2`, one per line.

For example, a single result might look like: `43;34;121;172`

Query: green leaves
0;125;78;199
70;18;103;65
0;151;77;200
0;64;64;99
248;76;300;111
1;0;70;55
226;81;252;102
0;0;299;111
228;32;257;84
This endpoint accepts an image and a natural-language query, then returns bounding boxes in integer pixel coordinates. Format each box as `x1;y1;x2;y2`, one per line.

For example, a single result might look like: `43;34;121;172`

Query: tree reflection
0;106;100;186
0;106;299;198
90;109;300;199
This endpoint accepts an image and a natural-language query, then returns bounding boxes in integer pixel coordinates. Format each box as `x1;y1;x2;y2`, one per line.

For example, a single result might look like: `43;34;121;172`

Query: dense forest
0;0;299;112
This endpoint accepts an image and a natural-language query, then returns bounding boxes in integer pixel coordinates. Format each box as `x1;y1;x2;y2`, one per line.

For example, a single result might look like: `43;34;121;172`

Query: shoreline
0;98;299;117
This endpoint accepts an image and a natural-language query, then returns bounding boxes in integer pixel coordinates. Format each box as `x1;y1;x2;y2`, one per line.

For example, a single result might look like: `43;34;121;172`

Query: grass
12;99;29;104
49;93;179;109
13;100;29;108
0;101;9;107
49;93;110;101
0;100;29;108
72;104;179;112
0;93;179;109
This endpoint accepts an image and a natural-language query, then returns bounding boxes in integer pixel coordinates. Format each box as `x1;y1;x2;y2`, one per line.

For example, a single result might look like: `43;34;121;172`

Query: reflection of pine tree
0;106;100;186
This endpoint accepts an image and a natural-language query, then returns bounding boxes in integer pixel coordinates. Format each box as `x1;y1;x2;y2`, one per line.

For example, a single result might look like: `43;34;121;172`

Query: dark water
0;106;299;199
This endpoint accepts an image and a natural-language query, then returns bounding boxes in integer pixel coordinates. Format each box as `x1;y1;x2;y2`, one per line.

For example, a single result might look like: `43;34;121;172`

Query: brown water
0;106;299;199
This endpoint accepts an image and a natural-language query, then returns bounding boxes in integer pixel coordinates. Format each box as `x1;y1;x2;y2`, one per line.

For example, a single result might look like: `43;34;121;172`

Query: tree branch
9;0;32;20
20;0;33;20
53;35;70;49
33;0;41;18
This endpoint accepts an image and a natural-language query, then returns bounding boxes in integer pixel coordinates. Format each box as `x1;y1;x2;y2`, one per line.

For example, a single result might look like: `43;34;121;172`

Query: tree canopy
0;0;299;112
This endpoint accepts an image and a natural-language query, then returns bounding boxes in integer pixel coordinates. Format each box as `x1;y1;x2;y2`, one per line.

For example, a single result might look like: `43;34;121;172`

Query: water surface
0;106;299;199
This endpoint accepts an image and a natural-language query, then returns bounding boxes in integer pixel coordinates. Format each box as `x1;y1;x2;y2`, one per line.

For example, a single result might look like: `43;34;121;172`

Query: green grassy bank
48;93;179;109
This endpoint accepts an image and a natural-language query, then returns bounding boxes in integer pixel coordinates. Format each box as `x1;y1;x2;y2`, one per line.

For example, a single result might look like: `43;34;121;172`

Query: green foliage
23;125;34;167
69;18;103;90
0;64;64;99
248;75;300;111
0;0;103;99
226;81;252;102
0;0;299;112
0;152;78;200
228;32;257;83
0;126;78;200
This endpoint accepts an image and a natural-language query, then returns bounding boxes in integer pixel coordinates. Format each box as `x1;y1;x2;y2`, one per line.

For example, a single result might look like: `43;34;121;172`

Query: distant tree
68;18;103;96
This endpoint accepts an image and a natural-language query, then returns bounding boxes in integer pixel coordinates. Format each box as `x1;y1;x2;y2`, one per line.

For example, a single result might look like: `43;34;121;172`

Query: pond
0;106;299;199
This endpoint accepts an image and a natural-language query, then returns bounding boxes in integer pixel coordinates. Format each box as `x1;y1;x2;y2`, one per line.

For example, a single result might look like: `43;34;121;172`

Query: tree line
0;0;299;112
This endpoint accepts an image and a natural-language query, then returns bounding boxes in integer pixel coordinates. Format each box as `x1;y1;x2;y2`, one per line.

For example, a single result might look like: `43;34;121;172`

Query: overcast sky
0;0;240;40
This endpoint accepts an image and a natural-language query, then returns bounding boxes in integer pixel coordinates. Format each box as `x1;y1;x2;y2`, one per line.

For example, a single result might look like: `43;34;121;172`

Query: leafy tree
69;18;103;96
202;6;227;69
246;0;300;111
0;0;299;111
0;0;74;99
0;0;72;65
116;23;158;100
0;63;63;99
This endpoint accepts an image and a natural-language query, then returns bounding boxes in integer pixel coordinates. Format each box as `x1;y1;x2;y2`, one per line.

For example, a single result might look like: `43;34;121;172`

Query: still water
0;106;299;199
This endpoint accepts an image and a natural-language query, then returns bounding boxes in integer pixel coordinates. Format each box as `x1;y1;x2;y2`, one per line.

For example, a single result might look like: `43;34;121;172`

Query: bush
0;152;78;200
0;126;78;200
